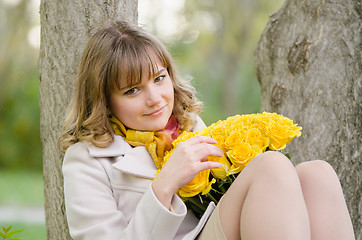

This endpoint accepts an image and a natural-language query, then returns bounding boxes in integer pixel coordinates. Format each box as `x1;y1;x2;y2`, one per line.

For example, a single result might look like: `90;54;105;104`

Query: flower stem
219;185;226;194
188;197;206;211
207;193;219;204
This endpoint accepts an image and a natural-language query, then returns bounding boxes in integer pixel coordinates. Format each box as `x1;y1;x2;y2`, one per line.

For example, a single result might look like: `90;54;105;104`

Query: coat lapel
88;135;157;179
113;147;157;179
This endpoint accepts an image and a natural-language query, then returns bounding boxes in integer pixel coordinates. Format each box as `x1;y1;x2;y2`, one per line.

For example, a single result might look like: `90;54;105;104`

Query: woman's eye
124;87;139;95
154;75;165;83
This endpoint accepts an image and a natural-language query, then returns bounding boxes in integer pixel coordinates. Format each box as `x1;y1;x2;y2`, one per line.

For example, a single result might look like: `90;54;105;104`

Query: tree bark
38;1;137;238
255;0;361;238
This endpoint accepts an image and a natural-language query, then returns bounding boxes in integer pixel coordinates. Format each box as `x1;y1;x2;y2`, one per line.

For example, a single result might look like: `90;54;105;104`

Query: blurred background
0;0;284;238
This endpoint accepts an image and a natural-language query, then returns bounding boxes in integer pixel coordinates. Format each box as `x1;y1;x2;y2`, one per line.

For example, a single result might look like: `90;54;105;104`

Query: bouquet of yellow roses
159;112;302;218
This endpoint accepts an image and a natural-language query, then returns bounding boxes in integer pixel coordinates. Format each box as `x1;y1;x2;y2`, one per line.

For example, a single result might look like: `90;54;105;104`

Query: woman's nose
145;87;162;106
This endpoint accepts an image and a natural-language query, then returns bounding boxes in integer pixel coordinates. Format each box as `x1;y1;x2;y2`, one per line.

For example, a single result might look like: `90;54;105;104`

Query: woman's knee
229;151;296;193
296;160;341;191
296;160;338;181
249;151;297;181
252;151;294;170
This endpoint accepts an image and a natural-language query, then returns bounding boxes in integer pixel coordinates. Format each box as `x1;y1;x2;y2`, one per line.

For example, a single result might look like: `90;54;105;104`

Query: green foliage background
0;0;284;171
0;0;42;171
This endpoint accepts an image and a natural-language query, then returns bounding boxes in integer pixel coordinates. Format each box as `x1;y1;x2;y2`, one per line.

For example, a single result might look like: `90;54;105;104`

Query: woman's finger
192;143;224;159
199;161;224;172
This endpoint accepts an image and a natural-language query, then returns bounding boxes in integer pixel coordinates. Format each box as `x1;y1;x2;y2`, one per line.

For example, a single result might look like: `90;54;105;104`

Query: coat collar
88;135;157;179
88;135;129;157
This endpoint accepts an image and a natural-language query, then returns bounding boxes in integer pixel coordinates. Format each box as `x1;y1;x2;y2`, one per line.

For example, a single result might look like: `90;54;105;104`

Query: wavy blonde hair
58;21;202;151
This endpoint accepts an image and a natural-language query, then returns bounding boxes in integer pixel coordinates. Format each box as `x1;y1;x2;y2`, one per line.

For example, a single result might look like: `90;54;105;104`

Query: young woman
59;20;355;240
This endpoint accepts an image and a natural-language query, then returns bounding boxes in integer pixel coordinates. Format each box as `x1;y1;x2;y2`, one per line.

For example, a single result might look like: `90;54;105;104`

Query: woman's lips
144;106;165;117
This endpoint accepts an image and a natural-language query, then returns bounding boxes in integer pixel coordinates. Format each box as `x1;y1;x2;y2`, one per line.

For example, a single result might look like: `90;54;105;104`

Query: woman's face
109;61;174;131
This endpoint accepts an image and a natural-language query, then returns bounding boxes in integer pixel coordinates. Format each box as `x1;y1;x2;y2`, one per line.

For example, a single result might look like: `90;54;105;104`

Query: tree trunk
255;0;361;238
38;1;137;238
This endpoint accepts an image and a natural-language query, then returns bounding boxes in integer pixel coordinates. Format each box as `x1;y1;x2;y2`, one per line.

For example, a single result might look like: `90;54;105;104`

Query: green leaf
0;232;6;238
6;230;23;238
8;238;24;240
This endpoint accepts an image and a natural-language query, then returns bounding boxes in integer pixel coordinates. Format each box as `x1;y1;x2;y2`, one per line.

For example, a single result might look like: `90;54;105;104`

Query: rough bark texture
38;1;137;238
255;0;361;238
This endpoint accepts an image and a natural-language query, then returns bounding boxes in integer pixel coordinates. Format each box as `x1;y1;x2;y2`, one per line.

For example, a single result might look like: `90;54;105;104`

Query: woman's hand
152;136;224;209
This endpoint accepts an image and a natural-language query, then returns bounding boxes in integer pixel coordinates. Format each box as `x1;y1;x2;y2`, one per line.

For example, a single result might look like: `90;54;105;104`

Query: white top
63;116;215;240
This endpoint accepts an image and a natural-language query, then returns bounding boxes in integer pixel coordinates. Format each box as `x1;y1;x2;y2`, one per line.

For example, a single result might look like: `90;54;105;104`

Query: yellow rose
208;155;231;180
226;115;251;132
290;124;302;138
178;170;215;198
172;131;196;147
266;121;289;150
245;128;269;152
224;131;246;151
226;142;260;175
209;121;227;138
249;118;268;133
211;134;225;152
266;120;301;150
194;127;210;137
277;115;302;138
261;112;279;120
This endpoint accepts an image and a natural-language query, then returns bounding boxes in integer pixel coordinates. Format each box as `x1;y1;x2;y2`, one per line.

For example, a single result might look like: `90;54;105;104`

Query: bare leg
295;160;355;240
218;151;311;240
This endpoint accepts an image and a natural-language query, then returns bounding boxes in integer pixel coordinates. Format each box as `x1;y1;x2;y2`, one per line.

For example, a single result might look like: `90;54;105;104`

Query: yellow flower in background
178;169;215;198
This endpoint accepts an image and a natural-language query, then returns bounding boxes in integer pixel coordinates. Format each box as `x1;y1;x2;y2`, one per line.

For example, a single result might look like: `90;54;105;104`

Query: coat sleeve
63;142;187;240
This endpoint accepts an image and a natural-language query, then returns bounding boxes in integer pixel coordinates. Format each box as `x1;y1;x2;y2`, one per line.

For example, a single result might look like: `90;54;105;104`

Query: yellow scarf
109;115;179;169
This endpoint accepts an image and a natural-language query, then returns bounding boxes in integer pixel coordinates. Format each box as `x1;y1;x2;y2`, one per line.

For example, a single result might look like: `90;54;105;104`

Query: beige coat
63;117;215;240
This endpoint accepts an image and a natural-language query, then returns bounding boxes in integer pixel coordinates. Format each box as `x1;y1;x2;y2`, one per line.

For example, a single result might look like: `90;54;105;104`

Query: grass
0;170;44;206
0;223;46;240
0;170;46;239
